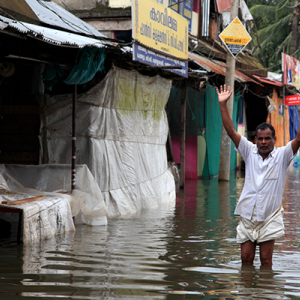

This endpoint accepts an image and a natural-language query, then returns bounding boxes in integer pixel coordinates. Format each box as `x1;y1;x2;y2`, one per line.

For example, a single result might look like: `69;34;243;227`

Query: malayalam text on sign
219;17;252;58
285;95;300;106
132;0;188;60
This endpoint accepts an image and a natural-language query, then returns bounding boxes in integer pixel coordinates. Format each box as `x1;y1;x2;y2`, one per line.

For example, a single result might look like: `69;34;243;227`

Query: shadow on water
0;167;300;299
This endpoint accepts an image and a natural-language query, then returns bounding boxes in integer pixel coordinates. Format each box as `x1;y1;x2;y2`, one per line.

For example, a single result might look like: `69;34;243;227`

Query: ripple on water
0;169;300;299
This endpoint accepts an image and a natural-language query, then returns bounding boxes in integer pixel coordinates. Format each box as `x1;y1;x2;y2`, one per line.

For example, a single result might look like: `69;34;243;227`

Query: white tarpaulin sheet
0;166;75;244
39;66;176;217
0;164;107;226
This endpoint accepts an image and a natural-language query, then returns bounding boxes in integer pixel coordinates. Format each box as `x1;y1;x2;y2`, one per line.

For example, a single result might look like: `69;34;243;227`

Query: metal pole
180;80;187;189
71;84;77;190
283;86;286;145
293;105;296;139
219;0;239;181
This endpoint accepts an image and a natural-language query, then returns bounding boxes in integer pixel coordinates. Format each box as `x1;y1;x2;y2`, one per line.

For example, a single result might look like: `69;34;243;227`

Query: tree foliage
248;0;297;72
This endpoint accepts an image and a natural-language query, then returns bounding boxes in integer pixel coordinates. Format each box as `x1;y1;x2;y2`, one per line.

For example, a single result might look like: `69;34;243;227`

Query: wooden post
167;130;175;162
219;0;239;181
71;84;77;190
165;105;175;162
180;80;187;189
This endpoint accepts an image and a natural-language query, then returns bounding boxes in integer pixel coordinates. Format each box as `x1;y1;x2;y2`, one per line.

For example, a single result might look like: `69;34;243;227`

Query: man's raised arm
217;85;241;148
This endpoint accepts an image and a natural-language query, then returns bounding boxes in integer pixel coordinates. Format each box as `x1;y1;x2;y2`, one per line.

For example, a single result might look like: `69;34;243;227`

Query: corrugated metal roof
0;0;39;22
189;52;262;84
0;0;106;38
0;16;111;48
252;75;282;87
235;52;267;77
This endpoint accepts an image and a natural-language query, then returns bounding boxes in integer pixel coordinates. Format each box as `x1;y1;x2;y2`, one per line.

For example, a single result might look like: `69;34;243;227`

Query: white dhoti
236;204;285;244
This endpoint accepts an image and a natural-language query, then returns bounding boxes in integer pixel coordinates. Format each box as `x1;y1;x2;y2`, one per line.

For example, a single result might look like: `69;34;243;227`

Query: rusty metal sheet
189;52;262;84
0;0;39;22
266;88;290;146
253;75;282;87
235;53;268;77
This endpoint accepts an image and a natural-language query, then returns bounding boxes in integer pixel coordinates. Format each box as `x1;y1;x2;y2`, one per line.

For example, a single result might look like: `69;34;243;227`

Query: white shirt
235;136;295;221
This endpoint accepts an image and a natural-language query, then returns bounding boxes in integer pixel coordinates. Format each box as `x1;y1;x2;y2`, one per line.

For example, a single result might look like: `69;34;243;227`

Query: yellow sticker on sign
219;17;252;57
219;17;251;45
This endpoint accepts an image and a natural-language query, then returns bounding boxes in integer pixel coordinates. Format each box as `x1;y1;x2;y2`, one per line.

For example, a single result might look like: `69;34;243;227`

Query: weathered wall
109;0;131;7
52;0;108;10
266;88;290;147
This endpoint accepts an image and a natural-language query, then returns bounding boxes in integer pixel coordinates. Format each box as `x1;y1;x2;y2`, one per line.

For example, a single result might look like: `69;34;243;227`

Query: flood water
1;167;300;299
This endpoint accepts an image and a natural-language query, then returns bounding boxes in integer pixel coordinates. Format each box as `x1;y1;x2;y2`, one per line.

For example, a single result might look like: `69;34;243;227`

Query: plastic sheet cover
0;164;107;226
0;165;75;244
39;66;176;217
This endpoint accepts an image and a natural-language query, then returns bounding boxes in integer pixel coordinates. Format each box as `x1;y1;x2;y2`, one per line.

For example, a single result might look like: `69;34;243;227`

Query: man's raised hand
216;85;233;103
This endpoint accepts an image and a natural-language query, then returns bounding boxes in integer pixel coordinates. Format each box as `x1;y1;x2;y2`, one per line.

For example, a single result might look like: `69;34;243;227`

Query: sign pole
294;105;296;139
219;0;239;181
71;84;77;190
283;86;286;145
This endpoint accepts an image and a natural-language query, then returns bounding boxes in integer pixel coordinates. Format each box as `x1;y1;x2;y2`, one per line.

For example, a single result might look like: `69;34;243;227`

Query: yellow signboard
132;0;188;60
219;17;252;57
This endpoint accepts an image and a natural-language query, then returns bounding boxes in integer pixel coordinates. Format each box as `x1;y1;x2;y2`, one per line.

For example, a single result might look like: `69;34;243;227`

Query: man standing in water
217;85;300;266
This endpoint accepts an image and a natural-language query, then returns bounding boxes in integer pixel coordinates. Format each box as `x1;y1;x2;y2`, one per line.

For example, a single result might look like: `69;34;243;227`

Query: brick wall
209;17;218;40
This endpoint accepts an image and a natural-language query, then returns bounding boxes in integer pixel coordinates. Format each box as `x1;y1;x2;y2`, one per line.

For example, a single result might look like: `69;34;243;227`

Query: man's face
256;128;276;158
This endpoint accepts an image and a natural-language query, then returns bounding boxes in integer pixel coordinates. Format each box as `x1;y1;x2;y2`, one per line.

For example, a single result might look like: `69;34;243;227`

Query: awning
0;16;113;49
0;0;106;38
189;36;267;77
189;52;263;85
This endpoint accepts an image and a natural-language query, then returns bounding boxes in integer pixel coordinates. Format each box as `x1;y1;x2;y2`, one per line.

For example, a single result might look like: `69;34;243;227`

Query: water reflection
0;168;300;299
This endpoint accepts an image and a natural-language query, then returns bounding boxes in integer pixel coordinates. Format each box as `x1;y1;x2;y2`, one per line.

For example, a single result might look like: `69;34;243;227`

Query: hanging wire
247;88;271;99
168;0;188;8
0;7;38;34
285;3;300;8
57;0;70;11
270;0;290;11
36;0;99;38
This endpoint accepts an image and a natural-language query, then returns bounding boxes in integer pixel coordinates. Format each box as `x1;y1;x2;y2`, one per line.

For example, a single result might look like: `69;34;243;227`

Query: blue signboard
170;0;193;32
133;42;188;78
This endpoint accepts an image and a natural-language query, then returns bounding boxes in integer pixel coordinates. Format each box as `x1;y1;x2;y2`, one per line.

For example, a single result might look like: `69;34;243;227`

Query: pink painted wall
171;136;198;179
193;0;199;13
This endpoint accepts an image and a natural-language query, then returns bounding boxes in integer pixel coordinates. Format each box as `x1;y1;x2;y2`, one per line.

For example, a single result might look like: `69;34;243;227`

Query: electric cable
57;0;70;11
36;0;98;38
168;0;189;8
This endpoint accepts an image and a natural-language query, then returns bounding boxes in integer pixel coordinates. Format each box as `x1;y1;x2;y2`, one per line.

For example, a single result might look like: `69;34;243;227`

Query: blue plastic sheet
43;47;106;90
289;106;299;140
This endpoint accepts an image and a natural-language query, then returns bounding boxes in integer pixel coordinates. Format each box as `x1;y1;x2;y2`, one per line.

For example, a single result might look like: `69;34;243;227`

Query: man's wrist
219;101;228;105
219;102;228;108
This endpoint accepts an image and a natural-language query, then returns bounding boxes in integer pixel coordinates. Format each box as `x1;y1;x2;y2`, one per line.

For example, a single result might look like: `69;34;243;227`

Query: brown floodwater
1;166;300;299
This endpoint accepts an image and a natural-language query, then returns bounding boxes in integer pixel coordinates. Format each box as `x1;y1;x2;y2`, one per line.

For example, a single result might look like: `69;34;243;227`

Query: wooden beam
180;79;188;189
